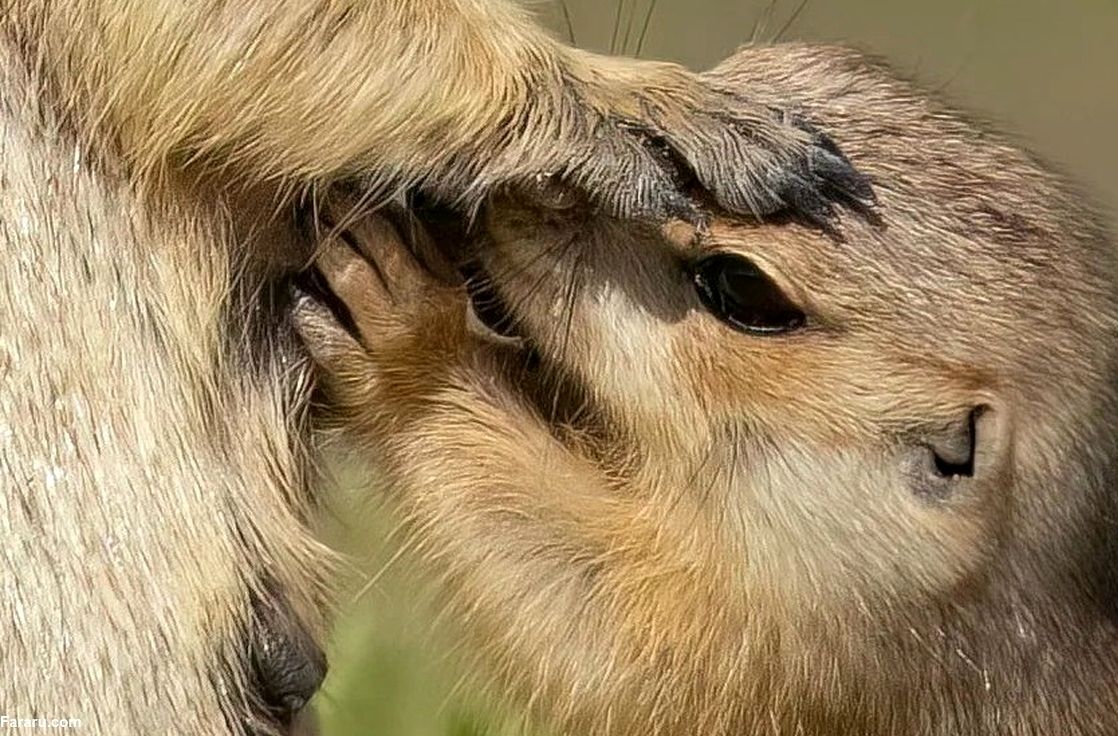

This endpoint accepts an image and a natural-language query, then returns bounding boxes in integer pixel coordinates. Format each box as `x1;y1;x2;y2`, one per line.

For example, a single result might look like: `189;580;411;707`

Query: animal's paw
502;53;876;233
289;199;460;396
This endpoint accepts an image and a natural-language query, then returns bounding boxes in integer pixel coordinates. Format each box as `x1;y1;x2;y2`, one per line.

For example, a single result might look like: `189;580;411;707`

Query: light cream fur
0;50;327;733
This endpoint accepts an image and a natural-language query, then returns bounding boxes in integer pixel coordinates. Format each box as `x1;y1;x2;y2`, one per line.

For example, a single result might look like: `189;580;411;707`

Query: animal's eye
689;253;805;335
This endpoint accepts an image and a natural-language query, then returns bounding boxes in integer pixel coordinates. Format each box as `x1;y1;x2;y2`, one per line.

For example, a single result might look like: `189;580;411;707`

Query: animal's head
473;43;1118;640
296;43;1118;734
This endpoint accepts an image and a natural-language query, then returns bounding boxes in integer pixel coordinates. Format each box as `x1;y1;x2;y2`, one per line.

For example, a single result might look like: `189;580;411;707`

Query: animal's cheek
563;289;697;421
668;319;828;423
729;444;1005;612
675;331;1008;601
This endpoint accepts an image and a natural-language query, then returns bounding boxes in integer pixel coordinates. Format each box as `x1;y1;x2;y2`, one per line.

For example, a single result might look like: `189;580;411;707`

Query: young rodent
295;44;1118;735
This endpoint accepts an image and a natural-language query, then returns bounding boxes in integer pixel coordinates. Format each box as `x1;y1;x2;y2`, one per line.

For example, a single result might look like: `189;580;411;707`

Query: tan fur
2;0;847;218
0;1;857;732
297;44;1118;735
0;48;329;733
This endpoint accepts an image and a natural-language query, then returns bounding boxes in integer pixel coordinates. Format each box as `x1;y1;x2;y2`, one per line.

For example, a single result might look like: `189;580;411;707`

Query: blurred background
317;2;1118;734
538;0;1118;214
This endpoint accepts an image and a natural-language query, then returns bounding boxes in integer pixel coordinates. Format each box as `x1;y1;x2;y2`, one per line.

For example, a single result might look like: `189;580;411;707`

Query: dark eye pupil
691;253;805;335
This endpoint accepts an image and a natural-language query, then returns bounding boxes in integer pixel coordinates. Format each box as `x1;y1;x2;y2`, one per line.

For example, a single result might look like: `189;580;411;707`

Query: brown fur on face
296;44;1118;735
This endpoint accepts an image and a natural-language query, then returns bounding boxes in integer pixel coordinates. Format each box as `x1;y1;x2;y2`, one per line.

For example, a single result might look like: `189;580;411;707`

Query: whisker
350;515;420;604
773;0;810;42
550;239;588;423
634;0;660;57
556;240;587;365
494;234;578;334
532;236;578;354
559;0;577;45
750;0;780;45
620;0;639;55
610;0;626;54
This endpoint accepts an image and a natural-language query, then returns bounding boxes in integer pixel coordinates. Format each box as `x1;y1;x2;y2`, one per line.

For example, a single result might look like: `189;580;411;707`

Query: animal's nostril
932;450;973;479
249;591;327;733
906;407;989;502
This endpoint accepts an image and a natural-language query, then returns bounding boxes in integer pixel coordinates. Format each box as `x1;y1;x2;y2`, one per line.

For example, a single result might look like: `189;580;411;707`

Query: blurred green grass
311;465;537;736
316;585;497;736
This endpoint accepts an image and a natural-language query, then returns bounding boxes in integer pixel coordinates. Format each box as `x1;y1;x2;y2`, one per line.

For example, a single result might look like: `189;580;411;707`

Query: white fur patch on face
580;283;685;418
725;438;996;606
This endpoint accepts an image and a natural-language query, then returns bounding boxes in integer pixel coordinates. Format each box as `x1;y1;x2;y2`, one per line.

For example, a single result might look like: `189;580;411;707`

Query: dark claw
790;114;878;211
726;108;878;228
810;148;877;207
542;85;878;229
789;114;840;155
779;171;843;239
671;112;875;230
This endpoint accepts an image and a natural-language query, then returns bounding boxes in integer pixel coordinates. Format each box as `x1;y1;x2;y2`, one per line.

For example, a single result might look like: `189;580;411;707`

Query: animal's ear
903;405;1009;502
